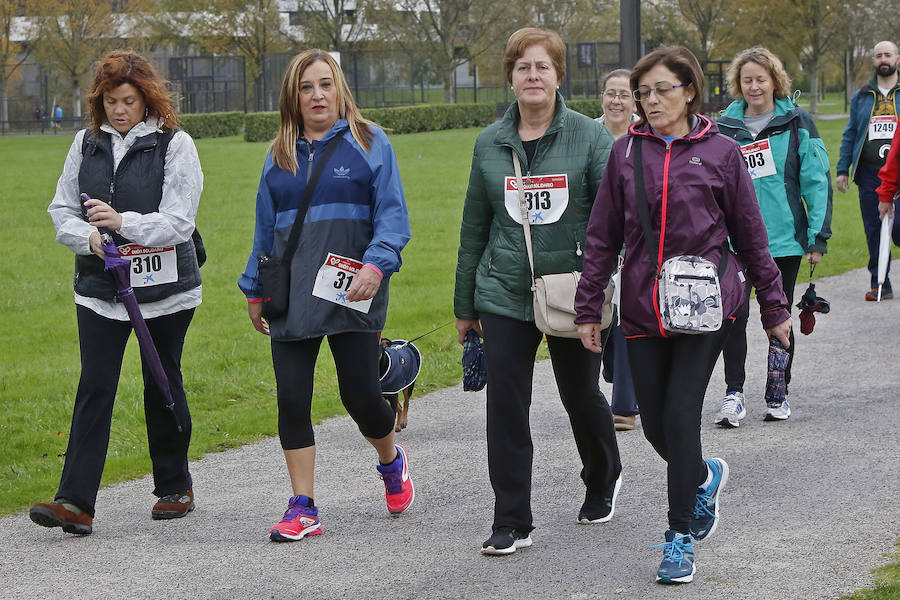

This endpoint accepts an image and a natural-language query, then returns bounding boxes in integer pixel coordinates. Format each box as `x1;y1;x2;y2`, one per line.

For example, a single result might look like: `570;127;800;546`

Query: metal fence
168;55;247;114
1;42;740;131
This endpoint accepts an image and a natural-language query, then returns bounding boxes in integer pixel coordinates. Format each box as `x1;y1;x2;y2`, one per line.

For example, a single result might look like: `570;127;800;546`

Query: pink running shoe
376;444;414;514
269;495;322;541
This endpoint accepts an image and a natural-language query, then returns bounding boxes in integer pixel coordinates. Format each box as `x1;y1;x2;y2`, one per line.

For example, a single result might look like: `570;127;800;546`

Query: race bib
869;115;896;140
311;252;372;314
119;244;177;288
504;174;569;224
740;139;777;179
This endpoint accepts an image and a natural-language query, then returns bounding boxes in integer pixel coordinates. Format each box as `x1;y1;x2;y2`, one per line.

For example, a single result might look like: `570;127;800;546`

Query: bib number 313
312;252;373;314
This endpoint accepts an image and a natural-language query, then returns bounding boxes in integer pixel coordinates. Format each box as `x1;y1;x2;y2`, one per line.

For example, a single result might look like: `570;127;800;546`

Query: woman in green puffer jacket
715;46;833;427
453;27;622;556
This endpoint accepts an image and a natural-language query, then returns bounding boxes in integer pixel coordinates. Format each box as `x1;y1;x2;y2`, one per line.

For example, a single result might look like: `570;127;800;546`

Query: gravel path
2;265;898;600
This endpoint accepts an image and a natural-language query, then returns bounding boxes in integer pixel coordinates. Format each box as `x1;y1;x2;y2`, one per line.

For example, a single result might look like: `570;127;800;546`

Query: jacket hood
866;72;900;92
720;96;798;120
494;90;567;147
628;113;717;143
296;119;350;150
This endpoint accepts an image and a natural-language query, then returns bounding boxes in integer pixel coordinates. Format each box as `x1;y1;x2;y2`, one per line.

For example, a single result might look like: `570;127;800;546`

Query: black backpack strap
633;137;659;277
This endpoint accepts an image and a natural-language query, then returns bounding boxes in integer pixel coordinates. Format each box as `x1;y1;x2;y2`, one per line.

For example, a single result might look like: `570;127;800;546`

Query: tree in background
296;0;369;55
370;0;516;103
31;0;149;119
644;0;746;69
1;0;35;128
530;0;618;43
152;0;296;109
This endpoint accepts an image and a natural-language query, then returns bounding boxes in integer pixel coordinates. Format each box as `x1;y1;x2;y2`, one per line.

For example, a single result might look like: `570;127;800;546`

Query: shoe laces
767;399;787;410
379;467;403;494
649;536;692;564
721;394;742;414
282;501;314;522
693;487;716;520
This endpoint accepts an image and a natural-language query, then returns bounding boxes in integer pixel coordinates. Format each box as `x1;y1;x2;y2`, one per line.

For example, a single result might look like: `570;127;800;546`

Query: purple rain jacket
575;114;790;338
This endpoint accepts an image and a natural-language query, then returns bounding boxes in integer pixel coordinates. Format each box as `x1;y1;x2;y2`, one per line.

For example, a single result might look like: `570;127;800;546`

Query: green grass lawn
0;117;896;596
0;117;884;516
0;128;478;515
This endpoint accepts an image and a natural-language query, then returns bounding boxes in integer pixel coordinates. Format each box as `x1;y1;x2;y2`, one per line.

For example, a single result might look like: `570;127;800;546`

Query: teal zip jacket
454;92;613;321
717;96;833;257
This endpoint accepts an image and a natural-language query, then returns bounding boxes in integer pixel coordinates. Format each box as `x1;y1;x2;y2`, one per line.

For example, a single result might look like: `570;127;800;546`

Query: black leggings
271;331;395;449
480;313;621;533
723;255;801;393
626;322;731;534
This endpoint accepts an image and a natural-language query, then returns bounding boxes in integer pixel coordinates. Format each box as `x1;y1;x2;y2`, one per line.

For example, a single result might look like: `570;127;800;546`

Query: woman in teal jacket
716;46;833;427
454;27;621;556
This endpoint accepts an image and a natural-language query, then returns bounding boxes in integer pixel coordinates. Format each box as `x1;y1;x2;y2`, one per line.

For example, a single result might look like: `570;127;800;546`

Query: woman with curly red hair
31;49;204;535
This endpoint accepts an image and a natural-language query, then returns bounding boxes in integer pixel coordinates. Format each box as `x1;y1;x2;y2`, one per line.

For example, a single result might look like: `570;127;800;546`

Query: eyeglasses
632;82;684;102
603;90;632;100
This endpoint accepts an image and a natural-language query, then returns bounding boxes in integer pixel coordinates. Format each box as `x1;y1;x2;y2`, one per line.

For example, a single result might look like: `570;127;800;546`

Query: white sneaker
764;399;791;421
714;392;746;428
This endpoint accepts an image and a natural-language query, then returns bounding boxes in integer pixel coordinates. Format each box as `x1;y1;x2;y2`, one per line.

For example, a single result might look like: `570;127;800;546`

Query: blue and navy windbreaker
238;119;410;340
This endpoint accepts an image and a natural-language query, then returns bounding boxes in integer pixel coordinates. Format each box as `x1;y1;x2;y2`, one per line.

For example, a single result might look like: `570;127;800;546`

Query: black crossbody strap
633;137;659;275
633;135;730;275
281;134;342;261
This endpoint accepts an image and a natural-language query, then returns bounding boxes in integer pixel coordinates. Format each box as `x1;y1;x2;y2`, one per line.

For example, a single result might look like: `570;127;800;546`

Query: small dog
379;337;418;433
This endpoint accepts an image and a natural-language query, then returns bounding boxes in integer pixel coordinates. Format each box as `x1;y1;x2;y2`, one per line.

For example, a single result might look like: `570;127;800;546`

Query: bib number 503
744;151;765;169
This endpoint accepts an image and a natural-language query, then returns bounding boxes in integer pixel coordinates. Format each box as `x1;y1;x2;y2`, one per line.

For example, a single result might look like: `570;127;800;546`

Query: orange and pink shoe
376;444;414;515
269;494;322;541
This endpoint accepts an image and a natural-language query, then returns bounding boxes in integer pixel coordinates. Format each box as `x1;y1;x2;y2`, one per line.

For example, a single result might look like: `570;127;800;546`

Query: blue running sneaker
690;457;729;540
651;530;696;584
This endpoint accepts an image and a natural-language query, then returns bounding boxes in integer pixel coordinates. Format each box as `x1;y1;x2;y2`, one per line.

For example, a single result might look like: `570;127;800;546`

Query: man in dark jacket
836;40;900;300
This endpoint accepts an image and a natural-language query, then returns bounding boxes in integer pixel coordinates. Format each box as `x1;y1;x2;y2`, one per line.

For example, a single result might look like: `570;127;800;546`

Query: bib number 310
118;244;178;287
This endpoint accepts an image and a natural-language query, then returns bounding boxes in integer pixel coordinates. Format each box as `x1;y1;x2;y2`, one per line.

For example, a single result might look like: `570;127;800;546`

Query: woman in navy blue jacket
238;50;413;541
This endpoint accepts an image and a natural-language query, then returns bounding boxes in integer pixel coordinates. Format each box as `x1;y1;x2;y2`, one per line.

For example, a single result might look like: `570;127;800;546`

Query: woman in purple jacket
574;46;791;584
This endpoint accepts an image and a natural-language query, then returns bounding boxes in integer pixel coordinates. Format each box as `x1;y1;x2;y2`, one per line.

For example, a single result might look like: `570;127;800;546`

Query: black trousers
271;331;395;450
626;322;731;534
57;305;194;517
723;255;801;393
480;313;622;533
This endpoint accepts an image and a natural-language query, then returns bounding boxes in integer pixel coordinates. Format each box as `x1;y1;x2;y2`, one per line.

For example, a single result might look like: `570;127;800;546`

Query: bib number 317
312;252;373;314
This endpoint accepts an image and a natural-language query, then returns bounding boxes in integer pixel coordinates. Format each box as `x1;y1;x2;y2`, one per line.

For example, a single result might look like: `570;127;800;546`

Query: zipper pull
575;241;583;257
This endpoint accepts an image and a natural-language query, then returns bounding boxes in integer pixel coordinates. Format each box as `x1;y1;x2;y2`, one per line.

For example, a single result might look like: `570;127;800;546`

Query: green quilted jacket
454;93;613;321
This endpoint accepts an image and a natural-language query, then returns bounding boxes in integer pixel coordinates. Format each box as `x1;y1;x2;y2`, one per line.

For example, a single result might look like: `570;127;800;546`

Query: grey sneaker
764;399;791;421
714;392;746;428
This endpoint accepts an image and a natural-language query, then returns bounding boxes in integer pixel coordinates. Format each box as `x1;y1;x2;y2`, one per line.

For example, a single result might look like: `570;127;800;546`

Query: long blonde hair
271;50;377;174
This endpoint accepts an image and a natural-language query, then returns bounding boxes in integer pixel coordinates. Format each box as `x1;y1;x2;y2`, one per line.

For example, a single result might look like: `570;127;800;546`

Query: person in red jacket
876;122;900;241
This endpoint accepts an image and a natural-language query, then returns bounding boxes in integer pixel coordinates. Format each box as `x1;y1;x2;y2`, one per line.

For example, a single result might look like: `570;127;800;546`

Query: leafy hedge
243;103;496;142
178;112;244;139
244;111;282;143
564;99;606;119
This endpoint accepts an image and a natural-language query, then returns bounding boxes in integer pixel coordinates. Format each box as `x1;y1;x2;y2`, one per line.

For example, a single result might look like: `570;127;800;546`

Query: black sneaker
578;473;622;524
480;527;532;555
